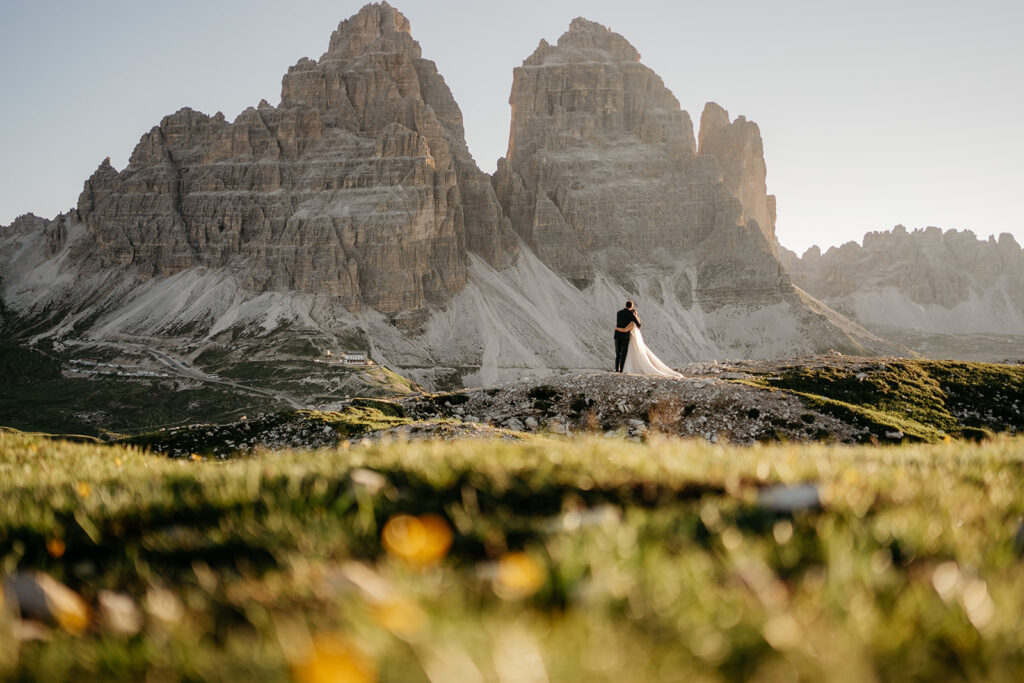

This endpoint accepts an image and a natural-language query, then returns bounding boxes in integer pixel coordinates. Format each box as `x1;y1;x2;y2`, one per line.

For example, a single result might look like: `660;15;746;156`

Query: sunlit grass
742;358;1024;441
1;431;1023;680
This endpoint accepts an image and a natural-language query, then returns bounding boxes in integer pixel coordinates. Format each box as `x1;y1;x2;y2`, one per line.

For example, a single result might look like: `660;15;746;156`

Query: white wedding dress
622;328;683;378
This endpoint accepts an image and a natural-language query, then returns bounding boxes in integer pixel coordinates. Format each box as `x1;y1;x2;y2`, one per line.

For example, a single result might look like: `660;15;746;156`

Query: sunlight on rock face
382;514;453;566
292;634;376;683
494;552;545;600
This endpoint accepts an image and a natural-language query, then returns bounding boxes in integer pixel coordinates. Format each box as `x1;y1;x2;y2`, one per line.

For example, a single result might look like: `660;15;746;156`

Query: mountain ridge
780;225;1024;334
1;3;903;390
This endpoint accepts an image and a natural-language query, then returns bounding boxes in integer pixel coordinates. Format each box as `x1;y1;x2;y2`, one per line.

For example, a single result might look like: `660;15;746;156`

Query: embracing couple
614;300;682;378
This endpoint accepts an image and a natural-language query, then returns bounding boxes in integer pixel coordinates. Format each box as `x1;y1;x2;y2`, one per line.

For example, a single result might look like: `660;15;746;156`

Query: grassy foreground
2;432;1024;681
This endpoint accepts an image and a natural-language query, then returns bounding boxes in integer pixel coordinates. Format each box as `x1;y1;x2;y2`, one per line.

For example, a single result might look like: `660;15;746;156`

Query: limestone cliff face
698;102;776;248
2;7;907;376
783;226;1024;334
75;2;515;314
492;18;788;304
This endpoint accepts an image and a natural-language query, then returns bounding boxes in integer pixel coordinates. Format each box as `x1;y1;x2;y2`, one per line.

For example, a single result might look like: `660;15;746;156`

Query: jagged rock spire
495;16;786;302
698;102;777;247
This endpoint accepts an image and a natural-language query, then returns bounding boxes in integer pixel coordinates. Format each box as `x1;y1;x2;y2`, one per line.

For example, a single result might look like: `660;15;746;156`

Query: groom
613;300;641;372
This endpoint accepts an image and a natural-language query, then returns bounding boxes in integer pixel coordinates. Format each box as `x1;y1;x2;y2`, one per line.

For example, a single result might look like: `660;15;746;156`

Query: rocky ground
123;354;1024;457
385;365;865;444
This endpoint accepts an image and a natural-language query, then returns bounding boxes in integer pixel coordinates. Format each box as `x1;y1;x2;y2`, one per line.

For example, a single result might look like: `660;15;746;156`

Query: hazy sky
1;0;1021;254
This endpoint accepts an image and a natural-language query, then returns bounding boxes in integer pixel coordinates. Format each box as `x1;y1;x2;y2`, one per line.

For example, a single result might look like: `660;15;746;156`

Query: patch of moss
347;398;405;419
740;359;1024;442
125;402;412;456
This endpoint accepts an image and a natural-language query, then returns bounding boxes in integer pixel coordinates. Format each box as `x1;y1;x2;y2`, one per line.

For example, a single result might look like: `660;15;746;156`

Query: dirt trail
70;338;307;410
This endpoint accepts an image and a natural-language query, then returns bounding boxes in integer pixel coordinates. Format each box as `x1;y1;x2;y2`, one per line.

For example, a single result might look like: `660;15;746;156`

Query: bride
619;305;683;378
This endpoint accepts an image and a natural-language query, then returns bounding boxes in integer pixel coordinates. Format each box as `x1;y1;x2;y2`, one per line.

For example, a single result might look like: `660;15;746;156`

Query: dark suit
614;307;640;372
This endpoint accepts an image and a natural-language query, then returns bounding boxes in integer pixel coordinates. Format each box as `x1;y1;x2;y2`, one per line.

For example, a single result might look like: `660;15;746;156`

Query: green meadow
2;430;1023;681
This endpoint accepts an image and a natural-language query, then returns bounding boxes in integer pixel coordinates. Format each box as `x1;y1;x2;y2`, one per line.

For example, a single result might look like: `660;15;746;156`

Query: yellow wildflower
494;552;545;600
292;634;376;683
381;514;452;567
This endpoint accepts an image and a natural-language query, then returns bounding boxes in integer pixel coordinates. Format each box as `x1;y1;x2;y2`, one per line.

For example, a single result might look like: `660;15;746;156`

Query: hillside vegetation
0;342;415;438
2;431;1024;680
740;358;1024;441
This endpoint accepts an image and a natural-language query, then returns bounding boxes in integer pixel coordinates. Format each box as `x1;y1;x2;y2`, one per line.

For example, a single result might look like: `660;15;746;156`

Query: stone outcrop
781;226;1024;335
698;102;776;247
74;2;515;314
492;18;787;304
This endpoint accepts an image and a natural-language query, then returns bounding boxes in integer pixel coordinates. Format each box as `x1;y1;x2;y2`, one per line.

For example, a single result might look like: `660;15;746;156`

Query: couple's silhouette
613;301;682;378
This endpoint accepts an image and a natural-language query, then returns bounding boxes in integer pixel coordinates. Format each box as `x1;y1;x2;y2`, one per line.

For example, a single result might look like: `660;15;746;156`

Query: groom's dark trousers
614;332;630;372
614;307;640;372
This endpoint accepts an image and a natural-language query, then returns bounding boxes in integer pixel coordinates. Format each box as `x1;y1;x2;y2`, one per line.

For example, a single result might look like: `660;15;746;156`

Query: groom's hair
625;300;634;309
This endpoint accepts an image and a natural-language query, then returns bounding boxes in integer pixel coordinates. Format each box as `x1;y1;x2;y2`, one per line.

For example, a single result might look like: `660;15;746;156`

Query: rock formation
781;226;1024;336
1;7;907;389
698;102;777;248
74;2;515;314
492;18;786;305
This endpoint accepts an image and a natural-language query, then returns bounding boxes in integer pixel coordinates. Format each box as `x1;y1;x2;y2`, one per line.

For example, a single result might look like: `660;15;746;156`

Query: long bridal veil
622;328;683;378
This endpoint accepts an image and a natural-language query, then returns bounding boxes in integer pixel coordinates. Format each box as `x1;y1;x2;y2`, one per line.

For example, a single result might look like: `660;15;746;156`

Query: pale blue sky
1;0;1021;254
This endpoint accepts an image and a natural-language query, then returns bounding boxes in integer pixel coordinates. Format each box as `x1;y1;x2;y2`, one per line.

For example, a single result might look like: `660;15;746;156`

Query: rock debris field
137;356;938;458
392;365;864;444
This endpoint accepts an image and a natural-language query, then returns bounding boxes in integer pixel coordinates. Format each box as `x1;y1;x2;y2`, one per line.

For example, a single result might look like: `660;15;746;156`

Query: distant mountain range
780;226;1024;361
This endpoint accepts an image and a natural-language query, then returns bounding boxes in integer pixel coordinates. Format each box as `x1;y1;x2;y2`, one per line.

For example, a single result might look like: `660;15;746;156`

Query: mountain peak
561;17;641;61
325;2;420;60
525;17;641;66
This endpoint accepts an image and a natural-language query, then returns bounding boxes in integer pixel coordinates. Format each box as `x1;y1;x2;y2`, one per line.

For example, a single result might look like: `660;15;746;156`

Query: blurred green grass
2;431;1024;681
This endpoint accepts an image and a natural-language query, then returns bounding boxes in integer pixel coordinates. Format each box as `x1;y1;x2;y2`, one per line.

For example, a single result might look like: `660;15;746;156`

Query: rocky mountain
70;2;515;314
493;19;781;296
698;102;776;249
780;226;1024;359
1;4;900;396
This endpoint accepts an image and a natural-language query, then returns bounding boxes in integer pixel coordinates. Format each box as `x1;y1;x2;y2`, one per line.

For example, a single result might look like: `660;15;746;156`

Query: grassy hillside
738;358;1024;442
2;432;1024;680
0;345;283;438
0;342;417;438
